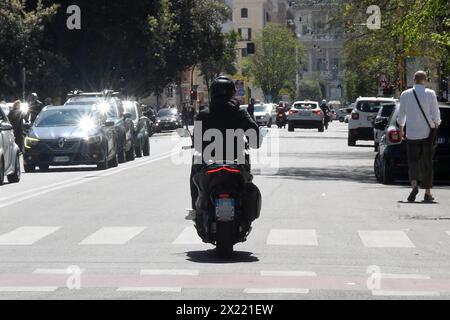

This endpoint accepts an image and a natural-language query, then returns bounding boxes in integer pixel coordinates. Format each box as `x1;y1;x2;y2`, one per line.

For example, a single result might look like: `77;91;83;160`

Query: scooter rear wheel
216;221;234;259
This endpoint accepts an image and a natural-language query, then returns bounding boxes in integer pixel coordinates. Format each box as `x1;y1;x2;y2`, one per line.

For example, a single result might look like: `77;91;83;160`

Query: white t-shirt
397;85;441;140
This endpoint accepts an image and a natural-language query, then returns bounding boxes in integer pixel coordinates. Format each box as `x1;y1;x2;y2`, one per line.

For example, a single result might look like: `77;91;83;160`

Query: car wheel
39;165;50;172
0;158;4;185
109;150;119;168
135;140;143;158
382;157;395;185
24;164;36;173
348;135;356;146
143;135;150;156
97;145;109;170
7;153;21;183
126;144;135;162
288;122;294;132
118;140;126;164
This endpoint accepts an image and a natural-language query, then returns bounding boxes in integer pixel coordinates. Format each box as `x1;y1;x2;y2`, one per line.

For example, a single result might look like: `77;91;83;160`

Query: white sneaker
185;209;196;221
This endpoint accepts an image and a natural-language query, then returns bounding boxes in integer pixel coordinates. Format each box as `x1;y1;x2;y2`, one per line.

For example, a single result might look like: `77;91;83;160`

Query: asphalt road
0;122;449;300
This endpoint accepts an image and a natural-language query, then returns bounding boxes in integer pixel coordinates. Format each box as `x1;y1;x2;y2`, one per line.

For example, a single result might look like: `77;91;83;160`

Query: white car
348;97;395;146
0;107;21;185
254;104;273;127
287;100;324;132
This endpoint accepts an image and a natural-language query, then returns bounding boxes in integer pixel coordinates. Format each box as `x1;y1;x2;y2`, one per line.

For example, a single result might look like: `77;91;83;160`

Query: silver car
0;107;21;185
287;100;325;132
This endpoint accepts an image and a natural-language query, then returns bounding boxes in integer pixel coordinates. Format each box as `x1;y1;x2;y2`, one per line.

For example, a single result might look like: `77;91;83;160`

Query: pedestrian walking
7;100;25;152
398;70;441;202
247;98;255;120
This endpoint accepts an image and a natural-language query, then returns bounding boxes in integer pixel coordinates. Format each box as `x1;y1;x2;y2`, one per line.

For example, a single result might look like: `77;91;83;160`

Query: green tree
298;78;322;101
243;23;306;102
0;0;64;100
199;31;239;99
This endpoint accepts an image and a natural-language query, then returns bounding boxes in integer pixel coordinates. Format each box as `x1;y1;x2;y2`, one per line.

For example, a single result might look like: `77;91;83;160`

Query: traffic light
247;42;255;54
190;89;197;102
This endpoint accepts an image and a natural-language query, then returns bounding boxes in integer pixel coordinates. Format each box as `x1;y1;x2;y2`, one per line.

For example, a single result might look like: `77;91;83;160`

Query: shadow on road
185;250;259;264
263;166;377;184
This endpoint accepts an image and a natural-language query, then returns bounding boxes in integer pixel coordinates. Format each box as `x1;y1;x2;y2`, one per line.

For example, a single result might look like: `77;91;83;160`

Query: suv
374;103;450;184
348;97;395;146
65;92;135;163
0;107;21;185
373;103;397;151
287;100;324;132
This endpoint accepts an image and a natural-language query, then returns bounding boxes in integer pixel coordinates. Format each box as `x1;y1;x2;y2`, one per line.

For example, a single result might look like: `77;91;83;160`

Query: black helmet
210;76;236;100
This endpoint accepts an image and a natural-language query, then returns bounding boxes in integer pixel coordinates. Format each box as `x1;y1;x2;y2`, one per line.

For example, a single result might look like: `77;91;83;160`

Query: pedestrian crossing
0;226;448;248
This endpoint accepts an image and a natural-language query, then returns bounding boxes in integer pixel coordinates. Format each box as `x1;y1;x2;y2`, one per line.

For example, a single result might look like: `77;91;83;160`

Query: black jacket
194;98;260;163
8;109;24;136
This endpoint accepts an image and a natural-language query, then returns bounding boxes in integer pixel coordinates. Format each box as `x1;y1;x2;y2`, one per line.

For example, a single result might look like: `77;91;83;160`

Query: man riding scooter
276;102;287;128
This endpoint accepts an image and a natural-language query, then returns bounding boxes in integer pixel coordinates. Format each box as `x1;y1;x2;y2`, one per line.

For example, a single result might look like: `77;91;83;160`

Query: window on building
241;48;248;57
266;12;271;22
241;8;248;18
238;28;252;41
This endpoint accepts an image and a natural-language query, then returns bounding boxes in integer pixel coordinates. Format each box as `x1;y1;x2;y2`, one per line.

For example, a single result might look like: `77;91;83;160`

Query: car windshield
356;101;388;113
66;100;118;118
380;104;396;117
254;105;268;112
158;109;178;117
35;109;96;127
124;102;138;120
294;103;318;109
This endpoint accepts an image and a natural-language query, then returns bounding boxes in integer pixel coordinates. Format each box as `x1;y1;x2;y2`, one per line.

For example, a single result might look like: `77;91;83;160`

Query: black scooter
178;128;265;259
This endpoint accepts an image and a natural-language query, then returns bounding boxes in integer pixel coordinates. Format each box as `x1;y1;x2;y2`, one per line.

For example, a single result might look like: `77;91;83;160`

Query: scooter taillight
219;193;230;199
206;167;241;175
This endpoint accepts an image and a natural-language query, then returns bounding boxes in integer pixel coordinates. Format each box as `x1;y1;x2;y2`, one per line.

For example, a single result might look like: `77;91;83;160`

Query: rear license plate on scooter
215;199;235;222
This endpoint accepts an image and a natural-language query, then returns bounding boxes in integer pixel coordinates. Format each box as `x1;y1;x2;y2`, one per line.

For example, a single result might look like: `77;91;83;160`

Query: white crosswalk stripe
372;290;440;297
244;288;309;294
117;287;182;293
140;269;199;276
266;229;318;246
358;230;415;248
172;227;205;245
79;227;146;245
0;227;60;245
260;271;317;277
0;287;58;292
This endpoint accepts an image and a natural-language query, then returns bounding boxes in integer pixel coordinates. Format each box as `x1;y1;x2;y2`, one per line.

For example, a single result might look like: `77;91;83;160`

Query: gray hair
414;70;427;82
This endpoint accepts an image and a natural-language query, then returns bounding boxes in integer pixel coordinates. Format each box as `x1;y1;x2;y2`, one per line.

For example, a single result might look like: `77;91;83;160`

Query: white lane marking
173;227;204;245
0;227;60;245
79;227;146;245
379;274;431;280
33;268;85;275
260;271;317;277
0;287;58;292
244;288;309;294
358;230;415;248
117;287;182;293
0;150;179;210
266;229;318;246
372;290;440;297
140;269;200;276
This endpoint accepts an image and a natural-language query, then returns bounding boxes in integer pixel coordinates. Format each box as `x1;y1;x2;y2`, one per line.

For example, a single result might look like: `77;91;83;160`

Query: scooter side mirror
260;127;269;137
177;128;191;138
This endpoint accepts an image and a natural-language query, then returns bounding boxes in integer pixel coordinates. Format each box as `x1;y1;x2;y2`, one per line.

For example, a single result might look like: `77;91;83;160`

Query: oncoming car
23;105;118;172
254;104;272;127
0;107;21;184
155;108;182;132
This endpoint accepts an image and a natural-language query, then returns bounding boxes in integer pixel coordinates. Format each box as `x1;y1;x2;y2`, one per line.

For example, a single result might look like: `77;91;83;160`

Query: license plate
215;198;235;222
438;137;446;144
300;111;311;116
53;156;70;163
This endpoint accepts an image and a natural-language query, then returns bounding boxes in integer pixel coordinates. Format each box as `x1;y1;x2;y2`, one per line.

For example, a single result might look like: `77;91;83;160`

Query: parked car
374;103;450;184
123;101;151;157
254;104;273;127
373;102;397;151
65;93;135;163
348;97;396;146
155;108;182;132
22;105;119;172
287;100;324;132
0;107;21;184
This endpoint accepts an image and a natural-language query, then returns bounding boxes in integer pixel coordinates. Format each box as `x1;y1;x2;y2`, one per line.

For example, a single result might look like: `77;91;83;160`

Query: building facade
287;0;344;101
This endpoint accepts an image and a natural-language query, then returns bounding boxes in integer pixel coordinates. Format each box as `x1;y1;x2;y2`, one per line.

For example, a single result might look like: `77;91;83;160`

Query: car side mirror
104;120;115;127
123;112;132;119
177;128;191;138
0;122;13;131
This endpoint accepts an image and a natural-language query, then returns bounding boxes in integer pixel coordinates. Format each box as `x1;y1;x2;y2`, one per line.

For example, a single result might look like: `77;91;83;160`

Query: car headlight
24;137;39;149
84;135;102;144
